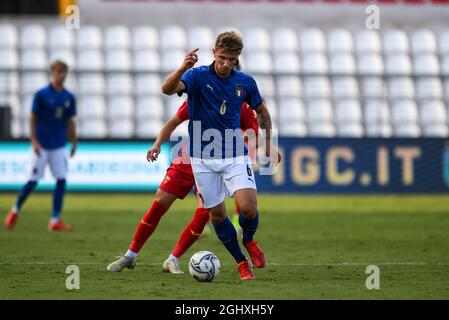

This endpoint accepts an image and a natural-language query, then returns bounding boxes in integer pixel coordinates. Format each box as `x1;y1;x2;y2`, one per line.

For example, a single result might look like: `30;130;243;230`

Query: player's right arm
30;93;41;156
146;114;185;162
161;48;199;95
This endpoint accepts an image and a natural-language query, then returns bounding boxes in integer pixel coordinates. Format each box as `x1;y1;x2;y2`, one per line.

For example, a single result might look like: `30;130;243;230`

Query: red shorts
159;164;196;199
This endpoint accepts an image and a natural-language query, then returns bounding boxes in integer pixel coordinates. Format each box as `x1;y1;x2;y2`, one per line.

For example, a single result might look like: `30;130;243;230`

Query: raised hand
180;48;199;72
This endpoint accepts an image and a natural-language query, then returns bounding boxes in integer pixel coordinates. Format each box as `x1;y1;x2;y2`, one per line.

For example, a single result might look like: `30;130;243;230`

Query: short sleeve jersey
32;84;76;149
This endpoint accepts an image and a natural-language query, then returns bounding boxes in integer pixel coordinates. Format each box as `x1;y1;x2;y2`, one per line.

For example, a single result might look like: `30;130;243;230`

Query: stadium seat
419;100;447;125
20;49;47;70
422;125;448;137
196;50;214;67
329;53;356;75
301;53;328;74
332;77;359;98
365;124;393;137
77;73;105;94
0;71;19;93
79;119;108;138
413;54;440;76
105;50;132;71
133;50;160;72
438;30;449;54
391;99;419;125
278;98;305;123
364;99;390;125
64;74;77;92
308;123;336;137
0;49;18;70
306;99;333;123
416;77;443;99
442;55;449;76
107;96;134;119
20;25;46;48
273;52;300;74
275;75;302;98
357;54;384;75
327;29;354;53
382;30;409;54
299;28;326;52
20;94;33;115
132;26;159;50
336;123;364;137
162;50;185;72
354;30;381;53
388;77;415;98
410;29;437;54
253;75;275;97
334;99;362;123
188;26;214;50
244;27;270;51
76;26;103;49
393;124;421;137
77;49;104;71
78;95;106;119
279;122;307;137
136;119;164;138
108;119;134;138
244;52;273;74
135;73;161;95
385;54;412;75
271;28;299;52
160;26;187;50
0;24;18;48
106;73;133;95
48;49;76;69
166;96;186;119
20;72;48;94
303;76;330;98
104;26;131;49
136;96;165;120
48;26;74;49
361;77;387;98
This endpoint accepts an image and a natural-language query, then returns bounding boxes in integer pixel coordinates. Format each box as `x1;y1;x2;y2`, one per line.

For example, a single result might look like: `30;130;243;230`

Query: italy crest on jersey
235;84;243;97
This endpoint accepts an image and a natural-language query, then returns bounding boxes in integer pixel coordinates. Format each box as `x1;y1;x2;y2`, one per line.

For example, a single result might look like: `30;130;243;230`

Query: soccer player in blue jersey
4;60;77;231
161;31;275;280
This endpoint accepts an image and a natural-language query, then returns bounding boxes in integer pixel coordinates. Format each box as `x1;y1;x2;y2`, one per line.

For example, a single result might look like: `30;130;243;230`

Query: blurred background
1;0;449;192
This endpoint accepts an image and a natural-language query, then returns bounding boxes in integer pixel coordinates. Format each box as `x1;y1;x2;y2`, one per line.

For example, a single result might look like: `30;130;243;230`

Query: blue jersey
32;84;76;150
181;63;262;159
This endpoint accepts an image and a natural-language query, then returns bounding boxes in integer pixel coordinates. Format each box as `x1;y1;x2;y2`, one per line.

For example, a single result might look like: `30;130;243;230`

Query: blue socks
52;179;66;221
239;211;259;243
15;180;38;213
213;217;246;263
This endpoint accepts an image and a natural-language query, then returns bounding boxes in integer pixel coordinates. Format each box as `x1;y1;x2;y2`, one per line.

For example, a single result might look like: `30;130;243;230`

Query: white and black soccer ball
188;251;221;282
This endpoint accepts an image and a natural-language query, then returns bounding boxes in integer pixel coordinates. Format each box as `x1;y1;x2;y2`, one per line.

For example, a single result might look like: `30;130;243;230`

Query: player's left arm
67;96;77;158
254;102;281;163
67;117;77;158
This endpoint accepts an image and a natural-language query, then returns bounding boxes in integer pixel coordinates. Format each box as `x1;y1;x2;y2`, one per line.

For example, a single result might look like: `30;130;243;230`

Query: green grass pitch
1;193;449;299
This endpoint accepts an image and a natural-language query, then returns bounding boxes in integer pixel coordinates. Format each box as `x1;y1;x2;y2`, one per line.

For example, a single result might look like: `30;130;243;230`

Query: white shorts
191;156;257;209
30;147;68;181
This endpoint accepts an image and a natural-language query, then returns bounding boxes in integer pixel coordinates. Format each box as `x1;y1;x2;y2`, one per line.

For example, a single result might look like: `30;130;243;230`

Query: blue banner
254;138;449;193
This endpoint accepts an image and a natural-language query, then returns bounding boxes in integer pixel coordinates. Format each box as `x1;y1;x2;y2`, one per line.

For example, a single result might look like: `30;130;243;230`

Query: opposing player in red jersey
107;100;265;273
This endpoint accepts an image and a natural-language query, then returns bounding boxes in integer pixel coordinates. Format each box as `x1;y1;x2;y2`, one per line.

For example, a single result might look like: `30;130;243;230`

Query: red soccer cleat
243;240;266;269
237;260;255;280
4;210;18;230
48;220;72;232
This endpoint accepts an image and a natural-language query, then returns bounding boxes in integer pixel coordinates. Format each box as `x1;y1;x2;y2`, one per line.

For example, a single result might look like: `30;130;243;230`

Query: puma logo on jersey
206;84;213;91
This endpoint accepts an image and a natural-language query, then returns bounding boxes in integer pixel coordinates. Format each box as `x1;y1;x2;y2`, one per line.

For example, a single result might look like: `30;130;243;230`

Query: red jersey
171;100;259;174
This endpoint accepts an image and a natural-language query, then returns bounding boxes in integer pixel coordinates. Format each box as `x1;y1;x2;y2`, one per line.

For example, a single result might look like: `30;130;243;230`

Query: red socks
129;200;168;253
172;208;210;258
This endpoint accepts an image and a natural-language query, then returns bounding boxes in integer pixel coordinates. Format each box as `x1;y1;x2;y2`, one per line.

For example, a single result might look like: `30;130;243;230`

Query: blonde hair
215;31;243;54
50;59;69;72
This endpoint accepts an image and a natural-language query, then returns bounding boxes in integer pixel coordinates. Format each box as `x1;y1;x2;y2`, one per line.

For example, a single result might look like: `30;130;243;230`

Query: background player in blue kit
4;60;77;232
162;31;277;280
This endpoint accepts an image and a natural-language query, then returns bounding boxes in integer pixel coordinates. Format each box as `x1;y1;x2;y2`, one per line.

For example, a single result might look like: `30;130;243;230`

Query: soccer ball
188;251;221;282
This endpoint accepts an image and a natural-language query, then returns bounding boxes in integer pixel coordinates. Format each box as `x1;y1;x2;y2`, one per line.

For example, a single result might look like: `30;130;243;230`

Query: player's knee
239;204;258;219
